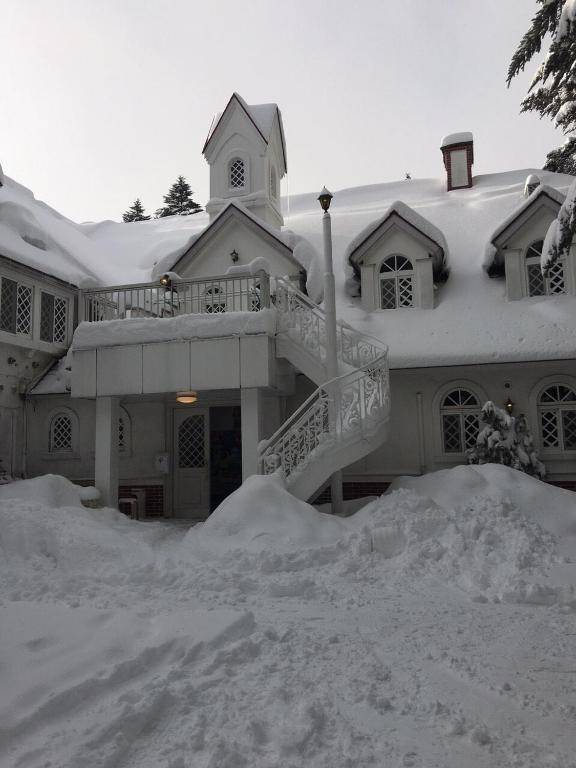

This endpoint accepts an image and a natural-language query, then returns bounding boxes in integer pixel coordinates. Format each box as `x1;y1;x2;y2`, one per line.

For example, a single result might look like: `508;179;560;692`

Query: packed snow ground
1;466;576;768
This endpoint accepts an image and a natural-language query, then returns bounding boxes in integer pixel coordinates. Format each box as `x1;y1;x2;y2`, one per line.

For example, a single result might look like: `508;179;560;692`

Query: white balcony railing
79;271;271;322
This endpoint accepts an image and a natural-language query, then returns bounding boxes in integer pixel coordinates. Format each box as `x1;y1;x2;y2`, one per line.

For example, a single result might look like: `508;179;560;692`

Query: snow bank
72;308;277;348
0;474;97;508
186;474;348;554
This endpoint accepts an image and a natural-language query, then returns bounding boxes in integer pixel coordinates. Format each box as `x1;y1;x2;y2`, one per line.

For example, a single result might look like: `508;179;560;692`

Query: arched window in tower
525;240;566;297
229;158;245;189
379;255;414;309
538;383;576;451
269;165;278;199
440;387;481;454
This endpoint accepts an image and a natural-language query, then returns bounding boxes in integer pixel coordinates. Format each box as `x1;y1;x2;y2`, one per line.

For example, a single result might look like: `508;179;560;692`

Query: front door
173;408;210;518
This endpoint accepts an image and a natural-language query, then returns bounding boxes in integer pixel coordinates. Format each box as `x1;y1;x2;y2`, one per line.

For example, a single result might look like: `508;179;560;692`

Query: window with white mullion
379;255;414;309
440;388;481;454
0;277;33;336
525;240;566;297
40;292;68;344
538;383;576;451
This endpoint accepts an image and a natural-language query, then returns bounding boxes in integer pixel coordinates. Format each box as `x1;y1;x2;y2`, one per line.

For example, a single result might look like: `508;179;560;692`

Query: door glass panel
178;415;206;468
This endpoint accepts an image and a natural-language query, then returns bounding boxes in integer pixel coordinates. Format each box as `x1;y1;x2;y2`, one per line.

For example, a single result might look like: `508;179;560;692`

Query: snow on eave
346;200;448;275
483;184;565;272
202;93;287;171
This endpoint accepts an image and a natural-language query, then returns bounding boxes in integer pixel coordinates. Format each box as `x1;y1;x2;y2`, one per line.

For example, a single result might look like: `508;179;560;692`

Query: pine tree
155;176;203;218
468;401;546;479
122;199;151;223
507;1;576;173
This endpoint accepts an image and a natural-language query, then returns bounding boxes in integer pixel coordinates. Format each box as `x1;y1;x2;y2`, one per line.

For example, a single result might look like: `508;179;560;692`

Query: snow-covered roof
346;199;448;277
440;131;473;148
203;93;287;171
3;165;576;370
483;184;565;272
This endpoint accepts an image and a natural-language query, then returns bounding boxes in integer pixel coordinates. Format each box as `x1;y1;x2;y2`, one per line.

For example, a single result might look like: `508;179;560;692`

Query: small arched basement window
440;388;481;454
229;158;245;189
538;383;576;451
525;240;566;297
379;255;414;309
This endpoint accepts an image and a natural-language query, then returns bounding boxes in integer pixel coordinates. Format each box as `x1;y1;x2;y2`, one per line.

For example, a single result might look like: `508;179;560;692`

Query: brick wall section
119;484;164;517
441;142;474;191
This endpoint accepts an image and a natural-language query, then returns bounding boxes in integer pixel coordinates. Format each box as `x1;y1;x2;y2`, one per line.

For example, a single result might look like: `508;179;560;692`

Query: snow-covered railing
258;355;390;494
79;272;270;322
274;276;385;368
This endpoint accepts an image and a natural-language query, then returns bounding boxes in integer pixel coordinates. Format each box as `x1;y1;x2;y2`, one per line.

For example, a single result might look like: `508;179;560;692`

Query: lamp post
318;187;344;516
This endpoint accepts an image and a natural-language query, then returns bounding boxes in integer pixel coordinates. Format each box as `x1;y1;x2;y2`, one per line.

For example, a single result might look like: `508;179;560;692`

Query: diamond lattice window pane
464;413;479;450
442;414;462;452
0;278;17;333
16;284;32;335
547;260;566;295
398;277;413;307
562;410;576;449
559;386;576;402
442;389;478;408
50;415;72;452
526;241;543;260
540;410;559;447
178;416;206;468
118;417;125;452
540;386;558;404
40;293;54;342
230;159;245;188
380;278;397;309
53;297;67;343
527;263;545;296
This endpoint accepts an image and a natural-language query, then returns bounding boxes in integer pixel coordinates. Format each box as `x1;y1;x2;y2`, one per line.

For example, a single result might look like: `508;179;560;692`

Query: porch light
230;249;239;263
317;186;333;212
176;391;198;404
160;274;171;287
504;397;514;415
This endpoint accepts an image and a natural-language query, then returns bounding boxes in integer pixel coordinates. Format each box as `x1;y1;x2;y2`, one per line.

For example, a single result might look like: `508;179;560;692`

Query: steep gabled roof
484;184;565;273
202;93;287;172
347;200;448;277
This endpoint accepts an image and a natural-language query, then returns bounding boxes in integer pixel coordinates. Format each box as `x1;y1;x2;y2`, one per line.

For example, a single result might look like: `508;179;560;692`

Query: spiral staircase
258;278;391;501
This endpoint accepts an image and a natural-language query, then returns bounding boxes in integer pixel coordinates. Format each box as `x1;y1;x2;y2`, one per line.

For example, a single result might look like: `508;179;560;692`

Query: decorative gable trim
492;187;564;250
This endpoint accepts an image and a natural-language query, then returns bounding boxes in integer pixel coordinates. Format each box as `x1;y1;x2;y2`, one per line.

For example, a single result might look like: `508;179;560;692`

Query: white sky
0;0;564;223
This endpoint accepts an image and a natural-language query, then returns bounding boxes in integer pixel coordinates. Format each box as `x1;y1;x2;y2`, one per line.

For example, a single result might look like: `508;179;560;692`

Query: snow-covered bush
468;401;545;479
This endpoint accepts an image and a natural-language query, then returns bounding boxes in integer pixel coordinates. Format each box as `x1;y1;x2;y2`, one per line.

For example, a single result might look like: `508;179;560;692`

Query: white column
95;396;119;508
241;388;262;480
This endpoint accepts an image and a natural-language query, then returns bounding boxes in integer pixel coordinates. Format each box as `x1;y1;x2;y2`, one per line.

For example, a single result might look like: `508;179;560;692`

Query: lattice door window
178;415;206;468
0;278;33;336
440;388;481;454
527;263;545;296
50;414;73;452
230;158;245;188
379;255;414;309
546;260;566;295
538;384;576;451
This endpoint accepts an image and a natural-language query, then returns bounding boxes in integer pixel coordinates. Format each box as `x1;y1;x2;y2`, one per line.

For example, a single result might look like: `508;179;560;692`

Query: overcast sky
0;0;564;223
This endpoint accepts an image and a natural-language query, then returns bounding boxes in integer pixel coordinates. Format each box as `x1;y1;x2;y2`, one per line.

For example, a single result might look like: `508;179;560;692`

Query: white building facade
2;94;576;516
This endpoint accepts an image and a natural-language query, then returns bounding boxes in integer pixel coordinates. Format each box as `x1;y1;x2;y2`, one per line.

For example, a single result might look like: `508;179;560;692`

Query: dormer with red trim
440;132;474;191
202;93;287;229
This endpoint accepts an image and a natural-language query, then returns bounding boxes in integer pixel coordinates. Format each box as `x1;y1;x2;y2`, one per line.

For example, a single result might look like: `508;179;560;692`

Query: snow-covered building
2;93;576;516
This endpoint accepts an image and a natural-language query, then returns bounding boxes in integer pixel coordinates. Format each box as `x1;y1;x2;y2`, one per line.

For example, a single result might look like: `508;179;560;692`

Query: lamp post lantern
318;187;343;516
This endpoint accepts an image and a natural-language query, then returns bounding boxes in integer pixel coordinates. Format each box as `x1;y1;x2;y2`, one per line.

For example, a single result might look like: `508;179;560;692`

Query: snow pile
72;308;277;349
0;473;97;508
2;467;576;768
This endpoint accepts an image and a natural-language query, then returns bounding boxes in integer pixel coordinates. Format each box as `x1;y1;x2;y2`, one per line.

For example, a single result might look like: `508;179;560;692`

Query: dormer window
229;158;245;189
269;165;278;199
525;240;566;297
379;255;414;309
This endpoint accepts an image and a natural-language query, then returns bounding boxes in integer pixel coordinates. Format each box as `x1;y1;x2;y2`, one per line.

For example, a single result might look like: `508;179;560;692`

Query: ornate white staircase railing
260;278;391;501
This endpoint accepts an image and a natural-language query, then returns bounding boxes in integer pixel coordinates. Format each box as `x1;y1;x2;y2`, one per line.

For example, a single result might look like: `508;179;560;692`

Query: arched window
229;158;245;189
525;240;566;297
49;411;74;453
538;383;576;451
440;388;481;454
204;286;226;313
118;407;131;455
379;255;414;309
269;165;277;199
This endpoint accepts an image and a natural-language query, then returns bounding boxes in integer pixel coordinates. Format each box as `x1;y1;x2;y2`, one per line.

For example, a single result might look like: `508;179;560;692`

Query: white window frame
536;382;576;454
228;157;246;190
39;291;69;345
525;240;566;298
0;275;34;338
434;382;486;459
378;255;414;309
46;407;79;458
